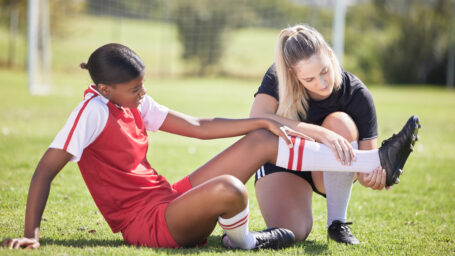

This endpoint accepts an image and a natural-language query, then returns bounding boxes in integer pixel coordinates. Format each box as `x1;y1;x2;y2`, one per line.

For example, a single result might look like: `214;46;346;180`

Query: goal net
12;0;343;94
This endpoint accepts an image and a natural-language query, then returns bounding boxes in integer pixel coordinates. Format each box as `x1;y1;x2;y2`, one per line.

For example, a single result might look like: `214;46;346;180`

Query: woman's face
292;52;335;101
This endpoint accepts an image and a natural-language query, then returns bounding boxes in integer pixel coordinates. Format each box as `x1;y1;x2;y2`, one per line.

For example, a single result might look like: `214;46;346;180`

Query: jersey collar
84;85;109;105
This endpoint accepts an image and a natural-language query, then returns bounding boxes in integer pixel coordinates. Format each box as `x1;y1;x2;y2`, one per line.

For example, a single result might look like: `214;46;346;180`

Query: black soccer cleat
378;115;421;187
327;220;359;245
252;227;295;250
221;227;295;250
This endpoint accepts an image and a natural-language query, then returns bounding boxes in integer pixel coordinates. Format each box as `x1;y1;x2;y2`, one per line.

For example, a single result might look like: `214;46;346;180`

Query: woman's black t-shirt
255;64;378;141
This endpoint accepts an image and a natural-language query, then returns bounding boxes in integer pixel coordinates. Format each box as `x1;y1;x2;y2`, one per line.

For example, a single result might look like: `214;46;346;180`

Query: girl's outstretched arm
2;148;72;249
158;109;309;147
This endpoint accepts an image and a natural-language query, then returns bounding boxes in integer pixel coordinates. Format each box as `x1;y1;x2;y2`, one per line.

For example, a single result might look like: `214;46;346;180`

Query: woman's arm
3;148;72;249
250;94;355;164
158;109;302;147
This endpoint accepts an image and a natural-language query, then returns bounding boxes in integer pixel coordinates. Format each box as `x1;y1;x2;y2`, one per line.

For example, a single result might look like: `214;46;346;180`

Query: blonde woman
250;24;410;244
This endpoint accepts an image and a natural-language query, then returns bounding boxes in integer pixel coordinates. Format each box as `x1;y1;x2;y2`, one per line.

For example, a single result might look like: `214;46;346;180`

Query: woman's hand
357;166;387;190
2;237;40;249
264;119;315;148
318;130;356;165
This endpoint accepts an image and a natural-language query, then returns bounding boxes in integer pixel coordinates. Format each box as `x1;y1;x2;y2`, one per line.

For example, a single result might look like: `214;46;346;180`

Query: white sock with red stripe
276;136;380;173
218;204;256;249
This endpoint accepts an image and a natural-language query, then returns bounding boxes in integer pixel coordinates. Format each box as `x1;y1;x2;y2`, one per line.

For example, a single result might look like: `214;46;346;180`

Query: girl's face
292;52;335;101
101;74;146;108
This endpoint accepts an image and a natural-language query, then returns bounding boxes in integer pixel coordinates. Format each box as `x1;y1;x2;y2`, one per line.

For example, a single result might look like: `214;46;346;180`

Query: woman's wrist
310;126;329;142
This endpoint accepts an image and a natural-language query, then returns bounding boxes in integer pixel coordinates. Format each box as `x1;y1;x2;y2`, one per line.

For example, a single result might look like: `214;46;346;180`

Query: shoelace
330;221;354;233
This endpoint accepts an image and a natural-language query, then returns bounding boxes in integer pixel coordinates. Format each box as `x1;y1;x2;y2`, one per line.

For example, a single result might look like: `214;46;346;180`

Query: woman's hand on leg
318;130;356;166
358;167;386;190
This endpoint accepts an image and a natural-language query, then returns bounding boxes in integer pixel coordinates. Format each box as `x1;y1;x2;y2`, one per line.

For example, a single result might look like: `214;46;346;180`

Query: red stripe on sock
219;214;249;229
63;94;98;151
296;138;306;171
287;136;297;170
220;218;249;230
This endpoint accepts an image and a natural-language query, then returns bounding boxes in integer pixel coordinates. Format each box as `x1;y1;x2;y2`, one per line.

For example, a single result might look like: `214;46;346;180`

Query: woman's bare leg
254;112;358;242
255;172;314;241
311;111;359;193
165;175;248;247
317;112;360;244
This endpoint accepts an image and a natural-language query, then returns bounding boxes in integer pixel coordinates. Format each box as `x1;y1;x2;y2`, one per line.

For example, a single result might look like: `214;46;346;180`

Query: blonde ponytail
275;24;342;120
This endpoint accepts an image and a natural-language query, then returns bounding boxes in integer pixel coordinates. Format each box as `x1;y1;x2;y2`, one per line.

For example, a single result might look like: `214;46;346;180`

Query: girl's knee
213;175;248;207
245;129;277;154
247;129;275;142
322;112;358;141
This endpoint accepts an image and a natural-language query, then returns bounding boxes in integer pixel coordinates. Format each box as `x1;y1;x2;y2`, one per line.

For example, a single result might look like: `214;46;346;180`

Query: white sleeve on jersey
49;97;109;162
139;95;169;132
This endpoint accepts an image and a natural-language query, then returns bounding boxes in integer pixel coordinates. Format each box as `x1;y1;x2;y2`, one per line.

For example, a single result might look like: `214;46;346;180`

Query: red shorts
121;202;179;248
121;176;193;248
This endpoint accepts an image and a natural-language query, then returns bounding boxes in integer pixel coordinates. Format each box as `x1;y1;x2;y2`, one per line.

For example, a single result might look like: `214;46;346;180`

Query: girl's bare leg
165;175;248;247
189;129;278;186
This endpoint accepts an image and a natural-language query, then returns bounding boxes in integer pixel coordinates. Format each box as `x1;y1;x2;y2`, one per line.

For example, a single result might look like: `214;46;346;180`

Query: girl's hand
265;119;315;148
2;237;40;249
318;130;356;166
280;126;315;142
358;167;386;190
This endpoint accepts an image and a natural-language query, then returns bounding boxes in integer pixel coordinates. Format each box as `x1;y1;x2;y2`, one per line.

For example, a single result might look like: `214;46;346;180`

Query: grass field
1;13;455;255
0;65;454;255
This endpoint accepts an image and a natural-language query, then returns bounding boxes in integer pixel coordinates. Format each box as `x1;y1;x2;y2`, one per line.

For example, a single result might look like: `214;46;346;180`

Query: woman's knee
291;220;313;241
322;112;359;142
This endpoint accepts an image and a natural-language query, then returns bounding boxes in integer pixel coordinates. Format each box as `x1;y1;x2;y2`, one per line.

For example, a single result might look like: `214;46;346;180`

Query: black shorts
254;163;326;197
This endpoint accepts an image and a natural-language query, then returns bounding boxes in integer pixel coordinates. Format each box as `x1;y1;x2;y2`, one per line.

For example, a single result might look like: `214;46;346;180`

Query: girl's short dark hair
80;43;145;85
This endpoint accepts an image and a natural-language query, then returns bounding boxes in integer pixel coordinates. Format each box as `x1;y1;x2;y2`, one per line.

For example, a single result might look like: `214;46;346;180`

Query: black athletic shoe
221;227;295;250
378;115;421;187
327;220;359;245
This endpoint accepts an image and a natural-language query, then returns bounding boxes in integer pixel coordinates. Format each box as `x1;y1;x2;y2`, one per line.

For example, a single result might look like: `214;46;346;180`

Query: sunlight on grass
0;66;454;255
0;14;454;255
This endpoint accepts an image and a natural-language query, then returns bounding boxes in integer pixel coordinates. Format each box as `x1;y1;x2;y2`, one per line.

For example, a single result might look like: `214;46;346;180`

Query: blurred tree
0;0;83;67
243;0;308;28
0;0;83;36
170;0;327;76
374;0;451;85
86;0;167;20
343;2;390;84
171;0;256;75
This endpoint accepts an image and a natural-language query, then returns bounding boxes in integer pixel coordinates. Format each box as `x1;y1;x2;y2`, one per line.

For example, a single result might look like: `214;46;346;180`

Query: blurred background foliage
0;0;453;85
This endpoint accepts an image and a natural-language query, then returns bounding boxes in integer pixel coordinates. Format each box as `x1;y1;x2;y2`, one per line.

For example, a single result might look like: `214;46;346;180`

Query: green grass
0;13;454;256
0;66;454;255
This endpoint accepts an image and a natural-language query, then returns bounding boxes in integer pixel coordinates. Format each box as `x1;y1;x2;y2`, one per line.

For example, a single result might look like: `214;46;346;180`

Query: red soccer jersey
50;86;179;233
